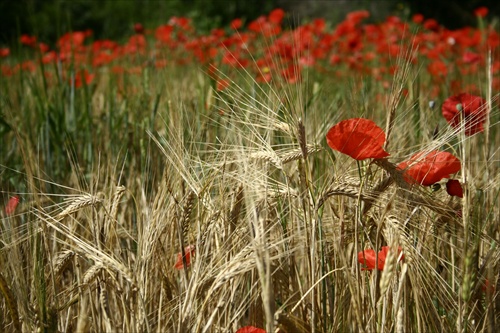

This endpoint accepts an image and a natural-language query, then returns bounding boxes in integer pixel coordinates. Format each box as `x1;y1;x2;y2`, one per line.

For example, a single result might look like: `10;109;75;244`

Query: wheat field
1;9;499;333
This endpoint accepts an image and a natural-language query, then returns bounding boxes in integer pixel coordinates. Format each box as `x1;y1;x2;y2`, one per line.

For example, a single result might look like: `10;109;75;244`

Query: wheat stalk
229;183;244;233
296;118;308;160
316;183;371;210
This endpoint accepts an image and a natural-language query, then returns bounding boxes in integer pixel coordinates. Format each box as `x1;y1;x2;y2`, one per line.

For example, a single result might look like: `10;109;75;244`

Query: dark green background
0;0;498;45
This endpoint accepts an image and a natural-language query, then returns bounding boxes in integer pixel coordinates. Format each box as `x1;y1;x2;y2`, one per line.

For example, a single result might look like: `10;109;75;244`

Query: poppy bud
134;23;145;34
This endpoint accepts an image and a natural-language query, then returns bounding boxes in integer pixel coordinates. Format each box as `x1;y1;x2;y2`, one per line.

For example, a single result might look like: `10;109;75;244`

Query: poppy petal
174;245;195;270
358;246;404;271
326;118;390;160
398;151;461;186
5;196;20;216
236;326;266;333
446;179;463;198
358;248;377;270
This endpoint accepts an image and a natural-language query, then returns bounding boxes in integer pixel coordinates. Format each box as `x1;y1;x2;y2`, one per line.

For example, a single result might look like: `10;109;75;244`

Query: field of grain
0;8;499;333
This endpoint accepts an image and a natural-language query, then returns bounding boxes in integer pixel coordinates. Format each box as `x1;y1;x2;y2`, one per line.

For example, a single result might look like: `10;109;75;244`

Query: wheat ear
109;185;126;223
0;272;21;332
297;118;308;160
56;194;102;220
83;264;104;286
280;145;322;165
53;250;75;280
229;183;244;233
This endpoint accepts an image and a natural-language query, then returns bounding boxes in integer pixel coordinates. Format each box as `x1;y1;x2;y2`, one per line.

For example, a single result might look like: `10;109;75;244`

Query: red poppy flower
427;60;448;77
423;19;440;31
358;246;403;271
346;10;370;25
281;65;301;83
58;31;86;52
169;16;192;30
412;14;424;24
42;51;57;64
5;196;20;216
268;8;285;25
236;326;266;333
462;51;481;64
474;7;489;18
0;47;10;57
442;93;487;136
134;23;145;34
445;179;463;198
230;18;243;30
38;43;50;53
329;54;341;65
155;24;174;43
397;151;461;186
20;34;37;47
174;245;195;270
326;118;390;160
21;60;36;73
216;78;230;91
74;70;95;88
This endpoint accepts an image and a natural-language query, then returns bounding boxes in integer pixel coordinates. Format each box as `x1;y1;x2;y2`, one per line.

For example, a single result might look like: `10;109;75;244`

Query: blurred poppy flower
398;151;461;186
216;78;230;91
0;47;10;57
412;14;424;24
38;43;50;53
329;54;341;65
358;246;403;271
326;118;390;160
281;65;301;83
42;51;57;64
5;196;20;216
427;60;448;77
423;18;439;31
58;31;86;52
155;24;174;43
134;23;145;34
20;60;36;73
174;245;195;270
346;10;370;25
462;51;481;64
268;8;285;25
446;179;463;198
169;16;192;30
474;7;489;18
74;70;95;88
230;18;243;30
236;326;266;333
20;34;37;47
155;59;168;68
442;93;487;136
